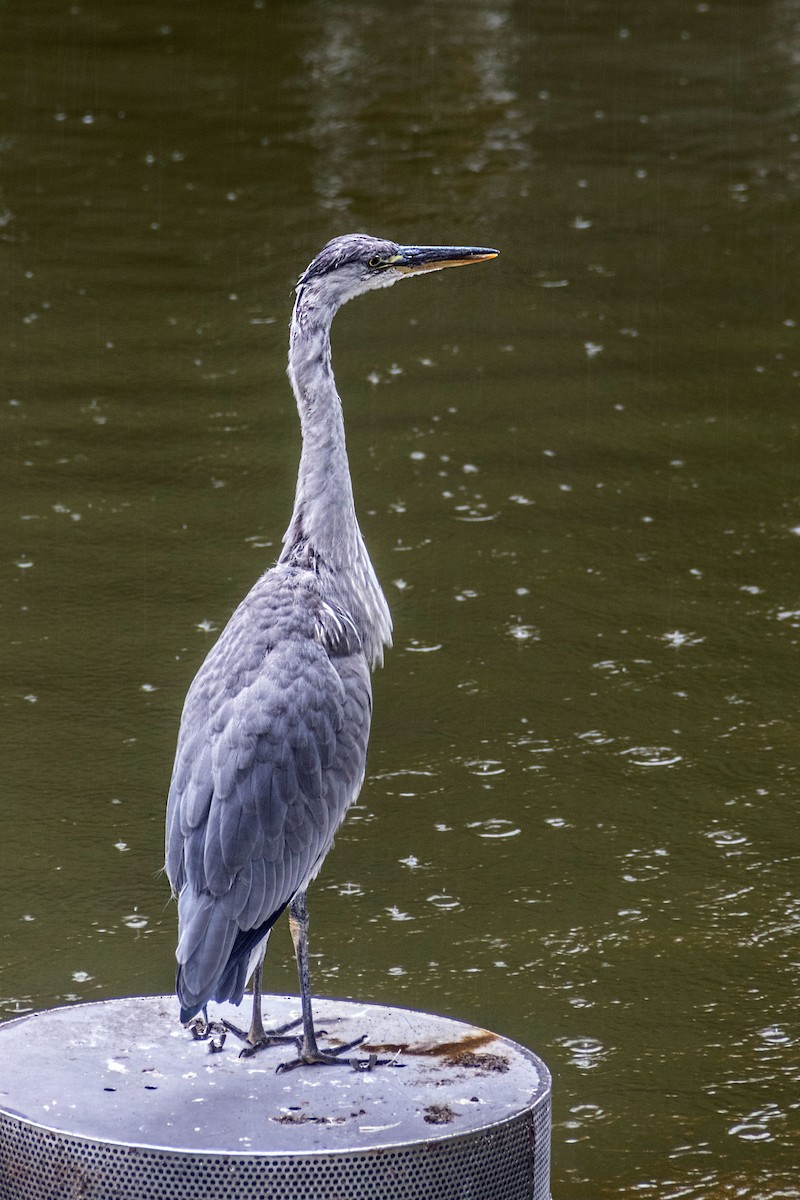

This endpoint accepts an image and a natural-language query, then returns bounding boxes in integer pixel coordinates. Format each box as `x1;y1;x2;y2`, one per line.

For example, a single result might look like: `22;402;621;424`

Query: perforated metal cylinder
0;995;551;1200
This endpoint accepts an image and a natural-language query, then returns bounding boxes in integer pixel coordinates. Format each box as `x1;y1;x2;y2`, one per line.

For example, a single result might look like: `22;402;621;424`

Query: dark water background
1;1;798;1195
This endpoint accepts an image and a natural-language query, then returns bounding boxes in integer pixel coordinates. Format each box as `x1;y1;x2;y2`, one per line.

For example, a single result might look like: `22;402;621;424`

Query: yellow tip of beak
398;250;499;275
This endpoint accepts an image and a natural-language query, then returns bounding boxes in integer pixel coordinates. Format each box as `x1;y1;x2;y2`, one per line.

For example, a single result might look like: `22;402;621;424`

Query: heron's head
295;234;498;312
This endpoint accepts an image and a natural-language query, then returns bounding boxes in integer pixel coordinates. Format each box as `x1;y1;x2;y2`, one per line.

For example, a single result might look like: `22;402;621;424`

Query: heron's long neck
280;287;392;665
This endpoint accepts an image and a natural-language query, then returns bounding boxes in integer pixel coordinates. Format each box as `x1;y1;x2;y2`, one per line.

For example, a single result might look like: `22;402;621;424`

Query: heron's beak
394;245;499;275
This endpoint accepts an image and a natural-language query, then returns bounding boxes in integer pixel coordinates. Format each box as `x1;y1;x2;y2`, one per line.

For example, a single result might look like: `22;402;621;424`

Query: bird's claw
220;1015;304;1058
275;1033;386;1074
238;1036;300;1060
187;1016;228;1053
352;1052;379;1072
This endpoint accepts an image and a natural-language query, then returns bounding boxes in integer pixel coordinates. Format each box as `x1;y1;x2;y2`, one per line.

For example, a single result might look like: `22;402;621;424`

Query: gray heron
165;234;498;1070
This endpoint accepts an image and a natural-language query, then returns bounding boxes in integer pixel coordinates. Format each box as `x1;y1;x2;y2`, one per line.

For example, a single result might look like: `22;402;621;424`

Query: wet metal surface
0;995;547;1153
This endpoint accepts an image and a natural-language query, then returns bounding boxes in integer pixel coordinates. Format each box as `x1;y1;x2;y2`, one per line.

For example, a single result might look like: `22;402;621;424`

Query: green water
1;1;798;1195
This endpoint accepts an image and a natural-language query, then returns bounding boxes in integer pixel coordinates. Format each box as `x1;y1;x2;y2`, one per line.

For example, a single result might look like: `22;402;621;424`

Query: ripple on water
121;913;148;930
774;607;800;626
463;759;505;777
330;881;363;897
727;1103;784;1142
556;1036;609;1071
620;746;683;768
658;1169;800;1200
426;894;462;911
576;729;615;746
757;1025;792;1047
0;999;34;1017
661;629;705;648
507;622;540;642
620;846;670;883
703;826;749;851
385;906;413;922
466;818;522;839
561;1102;607;1144
592;658;627;675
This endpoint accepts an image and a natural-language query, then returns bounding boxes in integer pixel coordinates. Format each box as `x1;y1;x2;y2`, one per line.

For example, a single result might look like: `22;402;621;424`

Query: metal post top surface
0;994;550;1156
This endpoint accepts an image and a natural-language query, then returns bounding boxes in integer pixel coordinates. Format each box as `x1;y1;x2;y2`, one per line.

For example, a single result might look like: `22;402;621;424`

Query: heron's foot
276;1032;391;1074
188;1016;227;1053
222;1015;304;1059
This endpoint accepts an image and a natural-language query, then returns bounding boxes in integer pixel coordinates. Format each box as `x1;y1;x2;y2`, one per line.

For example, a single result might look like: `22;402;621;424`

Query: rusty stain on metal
359;1029;497;1059
272;1113;347;1127
442;1050;511;1074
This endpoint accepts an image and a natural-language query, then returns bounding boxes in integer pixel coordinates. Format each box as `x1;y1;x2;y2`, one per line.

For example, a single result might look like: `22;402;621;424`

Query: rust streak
358;1030;497;1058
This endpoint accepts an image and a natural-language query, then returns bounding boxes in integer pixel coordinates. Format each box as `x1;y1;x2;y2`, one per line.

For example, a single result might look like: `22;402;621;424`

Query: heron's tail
175;891;288;1023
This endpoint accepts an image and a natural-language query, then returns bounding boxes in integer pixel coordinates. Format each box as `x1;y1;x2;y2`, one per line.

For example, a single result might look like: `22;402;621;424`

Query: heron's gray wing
165;567;372;1016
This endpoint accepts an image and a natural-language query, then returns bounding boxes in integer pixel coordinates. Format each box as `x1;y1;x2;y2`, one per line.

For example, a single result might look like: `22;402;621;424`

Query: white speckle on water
386;907;413;922
662;629;704;648
508;623;539;641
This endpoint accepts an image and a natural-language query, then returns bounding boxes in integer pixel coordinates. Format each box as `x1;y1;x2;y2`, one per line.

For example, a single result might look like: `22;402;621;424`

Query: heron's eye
368;255;385;269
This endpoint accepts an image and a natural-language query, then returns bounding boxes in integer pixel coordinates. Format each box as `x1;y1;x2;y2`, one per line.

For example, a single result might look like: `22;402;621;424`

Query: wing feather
201;797;229;896
221;859;253;921
294;722;323;799
241;858;268;928
220;796;264;873
166;566;375;1019
177;891;237;991
183;825;206;887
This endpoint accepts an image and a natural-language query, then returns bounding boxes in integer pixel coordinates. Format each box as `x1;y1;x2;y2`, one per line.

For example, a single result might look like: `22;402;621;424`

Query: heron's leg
275;891;378;1073
289;890;326;1061
220;942;303;1056
247;961;266;1045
